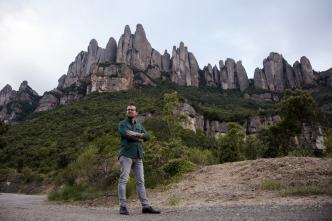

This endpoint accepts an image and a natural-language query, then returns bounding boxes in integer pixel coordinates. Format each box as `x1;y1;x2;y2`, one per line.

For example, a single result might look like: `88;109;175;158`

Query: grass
260;179;332;197
167;194;181;206
47;183;108;201
279;185;332;197
260;179;285;191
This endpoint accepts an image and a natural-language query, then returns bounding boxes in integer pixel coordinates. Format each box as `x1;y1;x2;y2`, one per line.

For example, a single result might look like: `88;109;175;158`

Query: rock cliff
116;24;153;70
61;37;117;89
314;68;332;87
203;59;250;90
254;53;316;91
0;81;40;124
86;63;135;94
175;102;324;151
1;24;331;126
171;42;200;87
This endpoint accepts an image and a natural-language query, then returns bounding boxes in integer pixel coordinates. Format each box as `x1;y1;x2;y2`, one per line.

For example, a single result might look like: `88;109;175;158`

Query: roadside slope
128;157;332;209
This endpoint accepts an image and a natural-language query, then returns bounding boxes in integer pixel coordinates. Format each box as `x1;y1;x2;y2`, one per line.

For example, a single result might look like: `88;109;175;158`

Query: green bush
126;176;136;198
243;135;267;160
61;164;78;186
188;148;217;165
48;189;61;201
144;172;159;189
48;183;106;201
162;159;194;178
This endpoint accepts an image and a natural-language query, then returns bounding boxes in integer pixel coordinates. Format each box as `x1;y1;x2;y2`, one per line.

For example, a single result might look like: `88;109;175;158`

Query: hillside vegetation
0;81;331;200
73;157;331;209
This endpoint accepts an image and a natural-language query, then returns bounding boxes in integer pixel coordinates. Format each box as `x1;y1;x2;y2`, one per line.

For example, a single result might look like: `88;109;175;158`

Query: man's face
126;105;138;119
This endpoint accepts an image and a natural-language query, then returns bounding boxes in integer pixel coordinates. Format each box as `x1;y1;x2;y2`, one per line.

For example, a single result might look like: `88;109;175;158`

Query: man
118;103;161;215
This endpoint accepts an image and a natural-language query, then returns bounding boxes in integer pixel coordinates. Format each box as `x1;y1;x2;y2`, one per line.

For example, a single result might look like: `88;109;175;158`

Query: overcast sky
1;0;331;95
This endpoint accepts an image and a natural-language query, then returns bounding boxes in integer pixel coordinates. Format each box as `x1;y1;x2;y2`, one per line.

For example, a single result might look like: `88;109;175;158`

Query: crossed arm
126;130;144;142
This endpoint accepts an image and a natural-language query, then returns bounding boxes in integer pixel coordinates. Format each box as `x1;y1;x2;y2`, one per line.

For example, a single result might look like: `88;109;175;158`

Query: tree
323;129;332;157
279;89;326;133
162;92;188;140
269;89;327;156
243;135;267;160
0;120;9;149
217;122;245;163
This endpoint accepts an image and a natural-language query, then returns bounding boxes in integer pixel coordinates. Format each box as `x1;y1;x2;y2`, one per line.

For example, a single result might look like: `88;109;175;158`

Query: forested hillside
0;81;331;199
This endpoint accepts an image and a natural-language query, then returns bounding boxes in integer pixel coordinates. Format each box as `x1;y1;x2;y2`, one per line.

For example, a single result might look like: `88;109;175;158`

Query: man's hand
126;131;137;136
126;131;143;140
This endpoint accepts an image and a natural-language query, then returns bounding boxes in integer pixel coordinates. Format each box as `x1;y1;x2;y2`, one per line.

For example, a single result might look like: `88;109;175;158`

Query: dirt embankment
73;157;332;209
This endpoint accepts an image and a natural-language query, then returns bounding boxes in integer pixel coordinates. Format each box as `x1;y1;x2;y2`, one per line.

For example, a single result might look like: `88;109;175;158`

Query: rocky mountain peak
0;81;40;125
16;23;329;116
124;25;132;37
0;84;13;106
255;52;316;91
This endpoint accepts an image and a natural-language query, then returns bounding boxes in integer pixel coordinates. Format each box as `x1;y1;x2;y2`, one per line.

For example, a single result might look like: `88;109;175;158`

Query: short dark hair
128;103;138;112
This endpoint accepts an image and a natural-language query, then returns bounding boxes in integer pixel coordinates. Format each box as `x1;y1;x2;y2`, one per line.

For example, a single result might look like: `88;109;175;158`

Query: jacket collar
126;117;136;124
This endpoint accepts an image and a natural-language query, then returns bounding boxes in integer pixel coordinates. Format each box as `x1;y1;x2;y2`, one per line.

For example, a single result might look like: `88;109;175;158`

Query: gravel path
1;193;332;220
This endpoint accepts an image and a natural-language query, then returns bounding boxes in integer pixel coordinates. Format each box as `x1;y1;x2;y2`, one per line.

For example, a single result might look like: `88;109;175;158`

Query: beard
127;113;135;119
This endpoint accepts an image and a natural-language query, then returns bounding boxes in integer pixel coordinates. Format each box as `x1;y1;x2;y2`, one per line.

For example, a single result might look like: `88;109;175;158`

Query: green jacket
118;118;150;159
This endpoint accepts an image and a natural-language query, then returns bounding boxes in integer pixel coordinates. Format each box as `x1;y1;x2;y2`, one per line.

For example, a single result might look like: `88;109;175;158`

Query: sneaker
142;206;161;214
120;206;129;215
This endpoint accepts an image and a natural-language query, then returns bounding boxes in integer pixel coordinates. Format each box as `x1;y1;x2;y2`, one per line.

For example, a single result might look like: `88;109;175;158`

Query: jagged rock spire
254;52;316;91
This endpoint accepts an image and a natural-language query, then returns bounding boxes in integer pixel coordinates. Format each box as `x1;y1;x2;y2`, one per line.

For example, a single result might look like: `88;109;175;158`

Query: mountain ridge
1;24;331;125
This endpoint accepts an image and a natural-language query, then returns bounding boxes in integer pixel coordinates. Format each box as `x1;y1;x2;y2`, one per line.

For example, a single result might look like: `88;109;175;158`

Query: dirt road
1;193;331;220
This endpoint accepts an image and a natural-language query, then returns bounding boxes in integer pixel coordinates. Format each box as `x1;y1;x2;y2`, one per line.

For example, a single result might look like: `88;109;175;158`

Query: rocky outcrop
86;63;135;94
171;42;199;87
174;102;282;137
254;53;316;91
61;37;117;89
296;125;326;150
322;103;332;114
255;52;285;91
0;81;40;124
175;103;323;151
6;24;330;116
203;64;217;87
35;92;60;112
202;59;249;91
161;50;171;72
116;24;153;70
314;68;332;87
60;91;84;106
243;93;280;102
236;61;250;91
0;85;14;106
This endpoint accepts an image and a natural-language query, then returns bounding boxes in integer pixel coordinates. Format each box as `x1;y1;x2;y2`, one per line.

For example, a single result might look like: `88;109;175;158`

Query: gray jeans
118;156;149;208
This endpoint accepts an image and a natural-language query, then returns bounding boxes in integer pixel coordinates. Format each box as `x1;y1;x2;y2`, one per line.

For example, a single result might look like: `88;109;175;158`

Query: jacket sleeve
119;122;139;142
141;126;150;141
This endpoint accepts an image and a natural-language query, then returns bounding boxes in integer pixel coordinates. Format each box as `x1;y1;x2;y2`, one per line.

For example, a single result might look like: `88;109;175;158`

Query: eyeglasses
127;108;136;111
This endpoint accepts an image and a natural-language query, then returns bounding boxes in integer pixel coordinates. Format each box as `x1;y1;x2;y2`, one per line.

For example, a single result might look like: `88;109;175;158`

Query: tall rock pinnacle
116;24;153;70
171;42;199;87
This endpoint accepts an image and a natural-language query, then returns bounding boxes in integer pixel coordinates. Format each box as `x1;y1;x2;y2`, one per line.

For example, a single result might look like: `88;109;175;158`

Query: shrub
243;135;267;160
126;175;136;198
188;148;217;165
61;164;78;186
162;159;194;178
48;189;61;201
167;194;181;206
48;183;106;201
144;172;159;189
